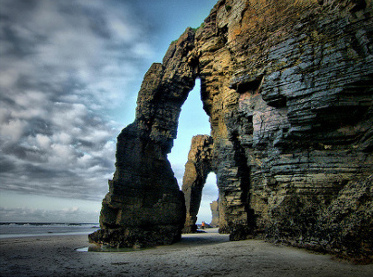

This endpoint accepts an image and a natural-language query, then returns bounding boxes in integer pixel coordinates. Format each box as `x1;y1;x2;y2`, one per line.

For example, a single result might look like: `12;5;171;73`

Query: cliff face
91;0;373;260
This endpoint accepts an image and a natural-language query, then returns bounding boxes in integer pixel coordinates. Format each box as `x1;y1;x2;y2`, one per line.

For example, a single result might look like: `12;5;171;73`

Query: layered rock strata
181;135;214;233
91;0;373;259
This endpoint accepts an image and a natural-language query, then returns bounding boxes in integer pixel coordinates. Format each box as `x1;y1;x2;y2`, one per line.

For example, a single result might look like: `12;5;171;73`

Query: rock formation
210;200;220;227
89;29;198;248
181;135;214;233
91;0;373;260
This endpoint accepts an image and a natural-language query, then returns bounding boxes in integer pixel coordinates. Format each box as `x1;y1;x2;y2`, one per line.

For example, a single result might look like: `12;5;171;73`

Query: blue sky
0;0;218;223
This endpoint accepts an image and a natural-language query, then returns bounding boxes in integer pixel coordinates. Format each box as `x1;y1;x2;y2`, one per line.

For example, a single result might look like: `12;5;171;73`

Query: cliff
90;0;373;261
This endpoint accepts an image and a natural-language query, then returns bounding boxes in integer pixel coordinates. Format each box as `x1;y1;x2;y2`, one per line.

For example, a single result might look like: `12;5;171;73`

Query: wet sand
1;228;372;277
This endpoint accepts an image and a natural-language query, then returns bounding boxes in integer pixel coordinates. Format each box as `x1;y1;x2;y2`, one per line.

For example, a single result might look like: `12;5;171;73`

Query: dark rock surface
91;0;373;259
89;28;197;248
181;135;214;233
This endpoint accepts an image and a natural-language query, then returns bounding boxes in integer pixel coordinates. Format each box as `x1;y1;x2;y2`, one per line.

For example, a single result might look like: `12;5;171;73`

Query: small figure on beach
201;221;205;229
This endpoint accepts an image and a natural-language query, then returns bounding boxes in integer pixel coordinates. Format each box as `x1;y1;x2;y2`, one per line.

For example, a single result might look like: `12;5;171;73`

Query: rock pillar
210;200;219;227
182;135;214;233
89;28;198;248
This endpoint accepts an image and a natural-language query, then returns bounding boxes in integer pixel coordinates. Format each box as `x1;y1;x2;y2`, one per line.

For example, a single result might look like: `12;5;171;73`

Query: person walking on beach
201;221;205;229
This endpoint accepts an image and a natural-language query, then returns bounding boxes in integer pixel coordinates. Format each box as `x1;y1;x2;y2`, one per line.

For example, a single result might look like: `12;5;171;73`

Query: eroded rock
89;28;197;248
210;200;220;227
181;135;214;233
91;0;373;259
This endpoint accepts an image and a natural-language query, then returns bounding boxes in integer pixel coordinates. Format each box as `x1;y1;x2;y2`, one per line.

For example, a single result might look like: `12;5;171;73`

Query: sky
0;0;218;224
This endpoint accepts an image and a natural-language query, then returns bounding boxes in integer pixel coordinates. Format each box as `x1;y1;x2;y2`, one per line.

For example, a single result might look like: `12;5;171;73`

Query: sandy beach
0;228;372;277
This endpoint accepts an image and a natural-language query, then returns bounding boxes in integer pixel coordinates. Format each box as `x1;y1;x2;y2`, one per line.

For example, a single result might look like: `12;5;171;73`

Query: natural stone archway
89;29;198;248
181;135;214;233
90;0;373;260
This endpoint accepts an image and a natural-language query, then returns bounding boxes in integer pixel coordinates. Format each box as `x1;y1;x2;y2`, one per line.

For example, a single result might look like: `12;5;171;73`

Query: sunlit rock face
91;0;373;259
210;200;220;227
182;135;214;233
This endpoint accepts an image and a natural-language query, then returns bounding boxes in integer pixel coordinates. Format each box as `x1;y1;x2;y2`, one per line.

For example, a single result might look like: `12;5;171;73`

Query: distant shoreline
0;222;99;239
0;222;99;225
0;231;94;239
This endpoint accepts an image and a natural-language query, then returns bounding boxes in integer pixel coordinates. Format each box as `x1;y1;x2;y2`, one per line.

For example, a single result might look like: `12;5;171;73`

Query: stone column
182;135;214;233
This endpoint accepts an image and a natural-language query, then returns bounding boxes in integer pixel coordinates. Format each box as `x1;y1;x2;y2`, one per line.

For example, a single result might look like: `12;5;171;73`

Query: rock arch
88;24;255;247
89;29;199;247
90;0;373;259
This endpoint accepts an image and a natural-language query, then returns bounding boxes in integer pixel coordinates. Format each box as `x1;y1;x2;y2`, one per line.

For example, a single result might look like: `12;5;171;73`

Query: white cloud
36;134;51;149
0;107;10;124
0;206;99;223
110;18;137;42
131;42;155;58
62;207;80;213
52;132;72;145
0;118;26;141
13;90;47;109
0;0;152;202
50;144;75;162
0;68;18;88
0;0;215;225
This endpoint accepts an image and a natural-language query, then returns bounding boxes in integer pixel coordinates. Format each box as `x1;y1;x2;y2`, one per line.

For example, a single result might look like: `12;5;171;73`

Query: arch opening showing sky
168;79;218;224
197;173;218;224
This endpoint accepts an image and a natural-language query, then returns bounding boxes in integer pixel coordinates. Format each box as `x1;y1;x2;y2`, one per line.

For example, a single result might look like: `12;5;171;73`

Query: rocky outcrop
89;29;197;248
221;0;373;255
182;135;214;233
210;200;220;227
91;0;373;259
267;175;373;262
197;0;373;260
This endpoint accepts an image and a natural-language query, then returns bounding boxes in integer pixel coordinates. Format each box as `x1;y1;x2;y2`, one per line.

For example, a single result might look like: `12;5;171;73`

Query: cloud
0;0;155;201
203;173;219;200
0;206;99;223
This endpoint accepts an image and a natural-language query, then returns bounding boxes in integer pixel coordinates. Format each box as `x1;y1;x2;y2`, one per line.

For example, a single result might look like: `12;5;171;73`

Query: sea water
0;222;99;239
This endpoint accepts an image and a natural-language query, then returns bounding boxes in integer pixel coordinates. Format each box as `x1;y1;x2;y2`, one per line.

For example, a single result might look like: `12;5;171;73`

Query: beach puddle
76;244;153;253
